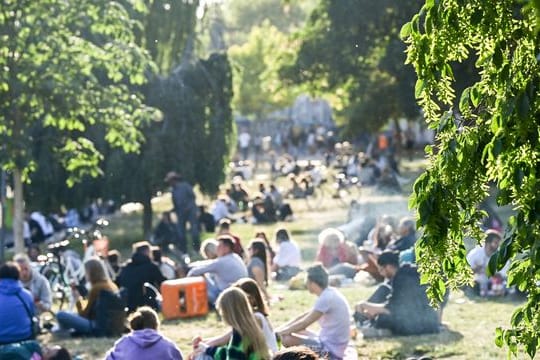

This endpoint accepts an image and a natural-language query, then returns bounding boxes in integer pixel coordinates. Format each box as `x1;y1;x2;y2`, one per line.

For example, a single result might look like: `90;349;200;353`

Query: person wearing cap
165;171;200;253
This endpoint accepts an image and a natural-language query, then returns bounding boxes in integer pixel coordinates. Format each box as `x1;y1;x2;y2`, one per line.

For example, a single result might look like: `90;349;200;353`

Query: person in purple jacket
105;306;183;360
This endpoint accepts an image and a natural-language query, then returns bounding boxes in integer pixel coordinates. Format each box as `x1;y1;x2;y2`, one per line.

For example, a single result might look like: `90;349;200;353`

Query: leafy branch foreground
403;0;540;357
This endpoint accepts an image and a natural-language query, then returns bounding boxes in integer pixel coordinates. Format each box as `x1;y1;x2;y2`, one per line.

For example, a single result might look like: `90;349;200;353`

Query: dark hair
49;347;72;360
133;241;151;254
273;346;319;359
107;249;121;264
256;231;276;260
306;263;328;289
249;239;269;285
218;235;235;251
275;228;290;243
0;262;20;280
485;229;502;244
234;278;270;316
151;246;162;263
129;306;159;330
219;218;231;230
377;250;400;268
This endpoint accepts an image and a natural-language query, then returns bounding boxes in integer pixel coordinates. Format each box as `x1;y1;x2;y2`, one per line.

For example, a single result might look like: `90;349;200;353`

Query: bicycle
329;172;362;208
38;218;111;311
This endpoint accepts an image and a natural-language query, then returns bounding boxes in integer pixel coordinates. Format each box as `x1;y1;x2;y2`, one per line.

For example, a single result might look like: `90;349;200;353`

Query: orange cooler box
161;277;208;319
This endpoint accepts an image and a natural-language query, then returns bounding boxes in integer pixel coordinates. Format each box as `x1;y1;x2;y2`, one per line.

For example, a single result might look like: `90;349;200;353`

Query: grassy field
35;158;524;359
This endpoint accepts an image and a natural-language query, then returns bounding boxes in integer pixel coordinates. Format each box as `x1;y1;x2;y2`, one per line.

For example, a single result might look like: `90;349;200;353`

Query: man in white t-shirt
276;264;351;359
466;229;507;296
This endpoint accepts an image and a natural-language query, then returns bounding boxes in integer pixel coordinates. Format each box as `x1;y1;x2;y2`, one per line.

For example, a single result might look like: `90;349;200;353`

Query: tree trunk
142;191;153;240
13;168;25;254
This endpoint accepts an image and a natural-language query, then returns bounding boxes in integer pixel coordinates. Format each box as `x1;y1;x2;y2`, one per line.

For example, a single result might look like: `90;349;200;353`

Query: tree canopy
280;0;423;134
403;0;540;357
0;0;156;252
228;21;300;119
20;0;235;238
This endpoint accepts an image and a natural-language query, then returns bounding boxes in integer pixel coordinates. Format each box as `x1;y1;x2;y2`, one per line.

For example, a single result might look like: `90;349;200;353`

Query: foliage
228;22;301;118
0;0;155;179
0;0;157;250
125;0;198;75
404;0;540;356
280;0;424;134
223;0;315;45
21;1;235;237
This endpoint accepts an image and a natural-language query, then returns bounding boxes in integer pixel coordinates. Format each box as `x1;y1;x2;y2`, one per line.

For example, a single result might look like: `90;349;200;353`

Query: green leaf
400;22;412;39
495;327;504;347
415;79;425;98
459;88;470;112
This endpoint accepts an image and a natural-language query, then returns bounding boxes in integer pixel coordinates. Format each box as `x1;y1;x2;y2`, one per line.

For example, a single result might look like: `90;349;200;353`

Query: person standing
165;171;200;253
238;128;251;160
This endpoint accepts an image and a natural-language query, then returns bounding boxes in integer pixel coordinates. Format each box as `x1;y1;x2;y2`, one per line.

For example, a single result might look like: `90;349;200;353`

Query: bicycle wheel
40;262;69;310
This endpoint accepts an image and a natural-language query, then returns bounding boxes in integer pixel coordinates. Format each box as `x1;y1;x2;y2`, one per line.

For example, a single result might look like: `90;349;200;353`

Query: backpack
92;290;127;337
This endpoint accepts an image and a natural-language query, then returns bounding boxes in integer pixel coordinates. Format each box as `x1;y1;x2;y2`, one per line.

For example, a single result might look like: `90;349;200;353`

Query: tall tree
223;0;314;45
280;0;423;134
229;22;300;119
0;0;155;253
403;0;540;357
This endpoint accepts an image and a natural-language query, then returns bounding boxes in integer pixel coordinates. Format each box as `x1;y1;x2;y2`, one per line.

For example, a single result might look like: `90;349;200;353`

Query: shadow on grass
360;327;465;359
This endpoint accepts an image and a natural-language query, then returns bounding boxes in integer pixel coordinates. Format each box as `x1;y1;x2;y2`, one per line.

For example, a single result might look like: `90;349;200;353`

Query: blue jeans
176;207;200;252
57;311;94;334
205;275;222;306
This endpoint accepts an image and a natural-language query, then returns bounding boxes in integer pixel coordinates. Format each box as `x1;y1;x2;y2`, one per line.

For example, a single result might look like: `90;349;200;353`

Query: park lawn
39;192;522;359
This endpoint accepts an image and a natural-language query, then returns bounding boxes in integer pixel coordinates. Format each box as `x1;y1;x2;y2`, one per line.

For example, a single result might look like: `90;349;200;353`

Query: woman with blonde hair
191;278;278;357
192;287;270;359
56;257;118;335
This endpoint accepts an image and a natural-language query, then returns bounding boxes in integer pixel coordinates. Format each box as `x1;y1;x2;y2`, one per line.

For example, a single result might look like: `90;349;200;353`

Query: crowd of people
0;140;512;360
1;200;512;360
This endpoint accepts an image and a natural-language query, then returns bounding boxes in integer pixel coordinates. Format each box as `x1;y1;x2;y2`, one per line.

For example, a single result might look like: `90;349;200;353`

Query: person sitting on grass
56;258;119;336
276;264;350;360
191;287;270;360
271;228;301;281
315;228;359;279
187;235;247;306
354;251;440;337
105;306;183;360
191;278;279;356
14;253;52;314
0;262;36;345
247;239;271;300
200;238;219;260
466;229;507;297
117;241;166;312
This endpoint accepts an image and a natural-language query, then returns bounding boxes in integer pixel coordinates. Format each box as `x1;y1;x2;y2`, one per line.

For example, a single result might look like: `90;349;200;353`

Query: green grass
37;158;524;359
